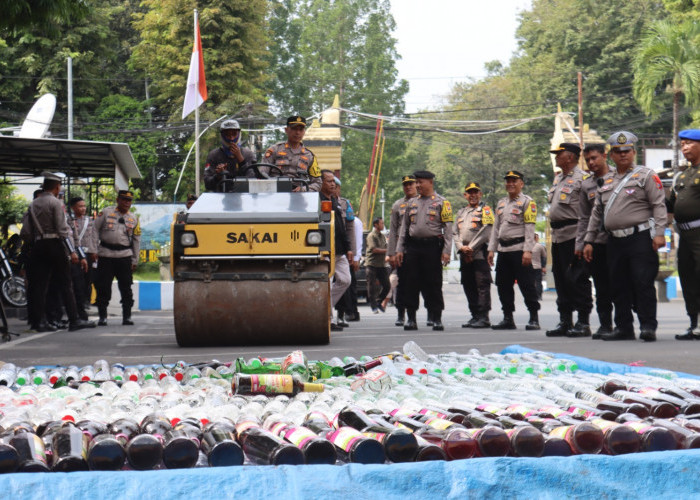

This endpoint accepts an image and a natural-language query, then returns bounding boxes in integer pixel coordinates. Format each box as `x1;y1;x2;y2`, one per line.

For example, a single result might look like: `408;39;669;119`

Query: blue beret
679;129;700;141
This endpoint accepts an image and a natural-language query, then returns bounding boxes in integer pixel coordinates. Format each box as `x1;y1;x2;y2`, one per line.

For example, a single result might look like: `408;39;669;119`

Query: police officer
387;175;417;326
583;131;667;342
95;190;142;326
263;116;321;192
545;143;593;338
333;176;357;327
531;234;546;300
578;143;615;338
203;119;256;192
453;182;493;328
68;196;98;321
669;129;700;340
396;170;453;331
19;172;95;332
487;170;540;330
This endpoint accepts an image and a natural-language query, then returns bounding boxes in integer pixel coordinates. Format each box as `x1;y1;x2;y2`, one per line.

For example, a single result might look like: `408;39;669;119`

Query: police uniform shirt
69;216;98;254
585;165;667;242
487;193;537;253
338;197;357;254
21;192;72;241
548;167;586;243
453;203;494;260
531;243;546;270
365;228;387;268
387;196;415;256
95;206;142;266
263;142;321;192
396;193;454;254
575;170;615;250
671;164;700;223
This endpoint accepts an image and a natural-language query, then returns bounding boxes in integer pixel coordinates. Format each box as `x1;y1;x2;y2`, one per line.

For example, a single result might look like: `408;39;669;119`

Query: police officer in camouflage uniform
578;143;615;339
545;143;593;338
669;129;700;340
203;120;256;192
454;182;493;328
95;190;141;326
387;175;417;326
488;170;540;330
583;131;667;342
396;170;453;331
263;116;321;192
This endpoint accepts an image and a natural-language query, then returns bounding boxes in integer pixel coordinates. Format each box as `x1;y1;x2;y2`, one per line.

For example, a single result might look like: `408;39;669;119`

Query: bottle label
424;417;454;430
590;419;616;432
538;405;566;418
547;425;573;441
506;404;535;417
362;432;386;443
623;421;652;434
268;421;288;437
327;426;364;452
282;350;306;373
235;420;259;436
28;434;48;464
250;374;294;394
477;404;504;416
419;408;448;419
463;428;484;438
389;408;414;418
567;406;595;419
284;426;319;448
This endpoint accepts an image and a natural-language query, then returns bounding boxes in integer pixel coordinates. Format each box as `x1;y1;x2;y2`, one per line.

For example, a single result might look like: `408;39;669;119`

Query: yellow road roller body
170;177;334;346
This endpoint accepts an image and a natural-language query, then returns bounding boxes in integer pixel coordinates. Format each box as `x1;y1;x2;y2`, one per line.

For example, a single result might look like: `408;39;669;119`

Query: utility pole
145;78;155;201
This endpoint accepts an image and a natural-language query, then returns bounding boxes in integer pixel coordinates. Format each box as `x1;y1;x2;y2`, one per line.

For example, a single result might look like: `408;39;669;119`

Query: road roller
170;166;334;346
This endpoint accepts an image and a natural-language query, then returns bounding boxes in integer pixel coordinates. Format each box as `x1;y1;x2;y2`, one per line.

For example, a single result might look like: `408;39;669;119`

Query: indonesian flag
182;20;208;119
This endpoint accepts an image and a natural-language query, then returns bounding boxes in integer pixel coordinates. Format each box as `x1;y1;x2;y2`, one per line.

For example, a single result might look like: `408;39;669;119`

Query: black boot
567;312;591;337
492;313;516;330
122;307;134;326
470;314;491;329
546;312;572;337
395;308;405;327
593;311;614;339
676;315;699;340
337;312;349;328
426;311;434;327
432;311;444;331
404;309;418;331
98;306;107;326
525;311;540;330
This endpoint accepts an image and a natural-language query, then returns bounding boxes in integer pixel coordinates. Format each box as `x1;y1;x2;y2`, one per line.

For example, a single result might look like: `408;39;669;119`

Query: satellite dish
18;93;56;138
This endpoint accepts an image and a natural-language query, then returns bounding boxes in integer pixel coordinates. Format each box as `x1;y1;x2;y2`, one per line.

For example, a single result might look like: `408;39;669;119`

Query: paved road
2;284;698;375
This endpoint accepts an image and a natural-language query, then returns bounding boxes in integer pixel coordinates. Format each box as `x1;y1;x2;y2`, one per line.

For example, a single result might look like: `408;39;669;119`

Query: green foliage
662;0;700;21
1;0;90;34
0;184;29;237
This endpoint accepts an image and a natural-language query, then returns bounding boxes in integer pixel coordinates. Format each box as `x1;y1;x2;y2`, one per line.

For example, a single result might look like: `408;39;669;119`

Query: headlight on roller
180;231;197;247
306;230;323;246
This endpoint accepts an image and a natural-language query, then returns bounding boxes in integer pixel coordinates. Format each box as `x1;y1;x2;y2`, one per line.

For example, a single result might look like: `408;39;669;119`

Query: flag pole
194;9;200;196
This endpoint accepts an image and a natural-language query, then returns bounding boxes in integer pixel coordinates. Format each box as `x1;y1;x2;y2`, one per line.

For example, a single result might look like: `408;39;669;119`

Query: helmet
220;119;241;131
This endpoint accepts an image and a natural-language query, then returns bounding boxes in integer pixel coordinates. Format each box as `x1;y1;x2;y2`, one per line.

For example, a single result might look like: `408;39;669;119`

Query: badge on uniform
589;192;596;199
481;206;494;225
653;175;663;189
441;200;453;222
605;178;613;184
524;200;537;223
625;188;635;195
309;157;321;177
560;193;567;200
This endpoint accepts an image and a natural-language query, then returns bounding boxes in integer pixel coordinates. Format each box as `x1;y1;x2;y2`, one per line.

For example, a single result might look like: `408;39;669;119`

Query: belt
550;219;578;230
100;242;132;251
677;218;700;231
608;222;651;238
499;237;525;247
35;233;59;241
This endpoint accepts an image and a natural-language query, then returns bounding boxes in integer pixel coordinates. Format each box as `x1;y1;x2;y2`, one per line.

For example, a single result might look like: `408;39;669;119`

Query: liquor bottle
281;350;311;381
51;423;89;472
162;428;200;469
589;418;640;455
342;358;382;377
413;434;448;461
76;420;109;439
338;406;417;463
598;379;627;395
237;426;304;465
325;426;385;464
417;425;477;461
610;390;678;418
621;418;678;452
119;416;164;471
0;438;19;473
546;422;604;455
280;424;337;465
200;423;244;467
463;427;511;457
648;418;700;449
506;425;545;457
9;432;50;472
87;433;126;471
541;436;572;456
302;411;335;435
232;374;324;396
595;400;650;419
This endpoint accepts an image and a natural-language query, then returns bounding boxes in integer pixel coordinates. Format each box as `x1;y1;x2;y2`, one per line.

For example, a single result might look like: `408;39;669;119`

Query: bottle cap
303;383;325;393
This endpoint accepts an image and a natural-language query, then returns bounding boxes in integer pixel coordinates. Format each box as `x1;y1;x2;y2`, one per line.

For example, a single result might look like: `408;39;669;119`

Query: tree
633;19;700;170
0;184;28;239
1;0;90;34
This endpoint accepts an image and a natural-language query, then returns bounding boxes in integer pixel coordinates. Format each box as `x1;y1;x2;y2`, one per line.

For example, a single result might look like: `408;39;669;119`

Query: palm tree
633;20;700;171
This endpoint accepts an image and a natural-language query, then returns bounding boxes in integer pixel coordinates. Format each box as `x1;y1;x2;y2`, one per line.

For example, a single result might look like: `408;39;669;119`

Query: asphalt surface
1;283;698;375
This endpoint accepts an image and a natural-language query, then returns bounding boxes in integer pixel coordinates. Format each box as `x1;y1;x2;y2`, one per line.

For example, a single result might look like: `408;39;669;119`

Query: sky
390;0;533;113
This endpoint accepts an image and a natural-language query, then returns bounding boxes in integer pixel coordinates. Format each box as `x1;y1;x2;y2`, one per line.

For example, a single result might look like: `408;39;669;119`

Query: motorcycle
1;235;27;308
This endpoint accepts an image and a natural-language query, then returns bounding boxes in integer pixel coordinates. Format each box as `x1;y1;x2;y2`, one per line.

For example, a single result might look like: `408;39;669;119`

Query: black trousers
678;227;700;319
27;240;78;326
95;256;134;310
367;265;391;309
460;256;492;316
588;242;613;326
551;238;592;316
532;268;543;300
494;250;540;314
607;230;658;331
402;239;444;313
70;262;89;320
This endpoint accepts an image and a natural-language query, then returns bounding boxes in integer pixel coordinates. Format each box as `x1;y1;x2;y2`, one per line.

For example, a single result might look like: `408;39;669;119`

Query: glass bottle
413;434;447;461
589;418;640;455
281;350;311;381
51;423;89;472
621;421;678;452
9;432;50;472
541;436;572;456
162;427;200;469
232;374;324;396
506;425;545;457
87;433;126;471
238;426;305;466
648;418;700;450
325;426;385;464
0;437;19;473
463;426;511;457
200;422;244;467
546;422;604;455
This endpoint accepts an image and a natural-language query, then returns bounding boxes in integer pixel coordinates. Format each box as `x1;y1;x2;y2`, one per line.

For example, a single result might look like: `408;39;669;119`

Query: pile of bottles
1;343;700;472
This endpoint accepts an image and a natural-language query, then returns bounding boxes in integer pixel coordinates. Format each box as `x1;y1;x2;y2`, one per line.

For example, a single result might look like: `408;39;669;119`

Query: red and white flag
182;19;208;119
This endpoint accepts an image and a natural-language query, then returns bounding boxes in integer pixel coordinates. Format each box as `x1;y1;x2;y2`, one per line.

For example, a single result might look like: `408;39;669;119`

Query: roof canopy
0;136;141;190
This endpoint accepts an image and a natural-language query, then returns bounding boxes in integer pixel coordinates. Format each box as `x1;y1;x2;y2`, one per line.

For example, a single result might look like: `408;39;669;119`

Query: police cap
286;115;307;128
504;170;525;180
679;129;700;141
118;190;134;200
413;170;435;180
401;175;416;184
41;171;64;182
464;182;481;192
607;131;638;151
550;142;581;156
